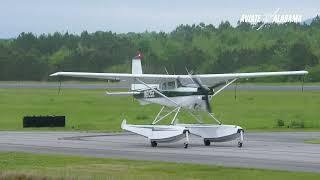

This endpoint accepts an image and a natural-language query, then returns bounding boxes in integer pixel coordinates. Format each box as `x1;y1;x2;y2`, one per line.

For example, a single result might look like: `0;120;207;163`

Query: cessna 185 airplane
50;52;308;148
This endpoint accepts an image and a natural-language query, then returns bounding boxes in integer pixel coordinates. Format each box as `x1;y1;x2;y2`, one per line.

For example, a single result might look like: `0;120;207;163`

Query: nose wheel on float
184;130;189;148
151;141;157;147
238;129;244;148
204;139;211;146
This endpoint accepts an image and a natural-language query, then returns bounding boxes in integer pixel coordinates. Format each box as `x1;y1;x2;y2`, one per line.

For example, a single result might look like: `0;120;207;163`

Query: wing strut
153;106;165;124
208;113;222;125
171;107;181;125
212;78;238;97
152;106;180;124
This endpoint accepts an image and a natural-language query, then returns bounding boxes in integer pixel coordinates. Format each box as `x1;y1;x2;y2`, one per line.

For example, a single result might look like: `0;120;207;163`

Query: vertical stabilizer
132;56;142;74
131;52;143;90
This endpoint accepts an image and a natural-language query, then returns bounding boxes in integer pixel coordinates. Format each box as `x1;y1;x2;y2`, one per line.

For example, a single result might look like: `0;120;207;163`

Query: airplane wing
50;70;308;87
194;71;308;87
50;72;178;83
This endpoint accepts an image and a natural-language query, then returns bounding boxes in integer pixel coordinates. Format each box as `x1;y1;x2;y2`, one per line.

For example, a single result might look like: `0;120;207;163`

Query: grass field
304;139;320;144
0;152;319;179
0;88;319;131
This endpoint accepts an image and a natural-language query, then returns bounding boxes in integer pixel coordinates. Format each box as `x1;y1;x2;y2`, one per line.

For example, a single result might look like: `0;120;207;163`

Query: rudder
131;52;143;90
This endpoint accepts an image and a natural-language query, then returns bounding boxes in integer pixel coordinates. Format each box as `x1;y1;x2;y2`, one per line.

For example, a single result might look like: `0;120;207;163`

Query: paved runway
0;131;320;173
0;82;319;91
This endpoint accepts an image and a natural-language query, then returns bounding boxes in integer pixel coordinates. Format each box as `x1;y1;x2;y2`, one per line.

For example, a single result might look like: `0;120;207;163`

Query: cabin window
161;81;176;90
162;82;167;90
167;81;176;89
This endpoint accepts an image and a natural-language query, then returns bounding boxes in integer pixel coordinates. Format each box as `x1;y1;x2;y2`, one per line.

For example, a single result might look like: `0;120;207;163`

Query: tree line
0;17;320;82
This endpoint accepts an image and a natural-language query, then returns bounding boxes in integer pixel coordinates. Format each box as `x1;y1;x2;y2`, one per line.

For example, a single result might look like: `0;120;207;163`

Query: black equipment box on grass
23;116;65;128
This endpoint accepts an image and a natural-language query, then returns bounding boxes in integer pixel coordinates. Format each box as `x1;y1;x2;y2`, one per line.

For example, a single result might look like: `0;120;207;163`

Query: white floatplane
50;52;307;148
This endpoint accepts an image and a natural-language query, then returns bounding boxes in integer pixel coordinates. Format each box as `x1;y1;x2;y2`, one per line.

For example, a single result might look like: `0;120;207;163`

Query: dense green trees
0;18;319;81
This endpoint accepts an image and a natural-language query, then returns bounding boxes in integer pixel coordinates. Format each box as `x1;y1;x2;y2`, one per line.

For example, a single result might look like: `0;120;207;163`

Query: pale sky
0;0;319;38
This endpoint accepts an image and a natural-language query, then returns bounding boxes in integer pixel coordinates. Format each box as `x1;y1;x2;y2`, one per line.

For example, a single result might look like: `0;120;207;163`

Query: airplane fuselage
133;87;214;111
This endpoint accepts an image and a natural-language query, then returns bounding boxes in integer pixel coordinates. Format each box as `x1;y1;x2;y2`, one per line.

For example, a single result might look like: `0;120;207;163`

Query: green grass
0;88;319;131
304;139;320;144
0;152;319;179
214;90;320;130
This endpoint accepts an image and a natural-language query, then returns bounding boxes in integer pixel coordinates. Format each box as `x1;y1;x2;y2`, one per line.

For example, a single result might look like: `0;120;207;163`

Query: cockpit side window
162;82;167;90
161;81;176;90
167;81;175;89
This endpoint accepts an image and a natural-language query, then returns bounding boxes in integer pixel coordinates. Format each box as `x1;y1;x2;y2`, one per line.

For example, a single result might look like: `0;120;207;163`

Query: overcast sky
0;0;319;38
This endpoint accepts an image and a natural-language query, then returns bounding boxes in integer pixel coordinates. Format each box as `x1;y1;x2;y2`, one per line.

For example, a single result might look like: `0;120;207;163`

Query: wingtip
49;72;59;77
298;70;309;75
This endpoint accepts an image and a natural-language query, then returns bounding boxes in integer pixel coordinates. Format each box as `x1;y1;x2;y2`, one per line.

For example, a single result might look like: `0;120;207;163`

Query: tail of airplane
131;52;143;90
132;52;143;75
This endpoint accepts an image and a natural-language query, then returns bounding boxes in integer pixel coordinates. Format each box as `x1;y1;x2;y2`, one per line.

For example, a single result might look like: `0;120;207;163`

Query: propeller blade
204;95;212;113
190;75;213;113
192;77;210;91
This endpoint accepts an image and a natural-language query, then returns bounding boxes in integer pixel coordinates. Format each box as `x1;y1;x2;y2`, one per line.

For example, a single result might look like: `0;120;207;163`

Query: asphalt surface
0;131;320;173
0;82;320;91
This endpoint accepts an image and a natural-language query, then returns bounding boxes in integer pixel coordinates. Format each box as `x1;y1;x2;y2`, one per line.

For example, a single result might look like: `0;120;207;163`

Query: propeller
191;77;213;113
186;67;226;113
191;77;229;113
